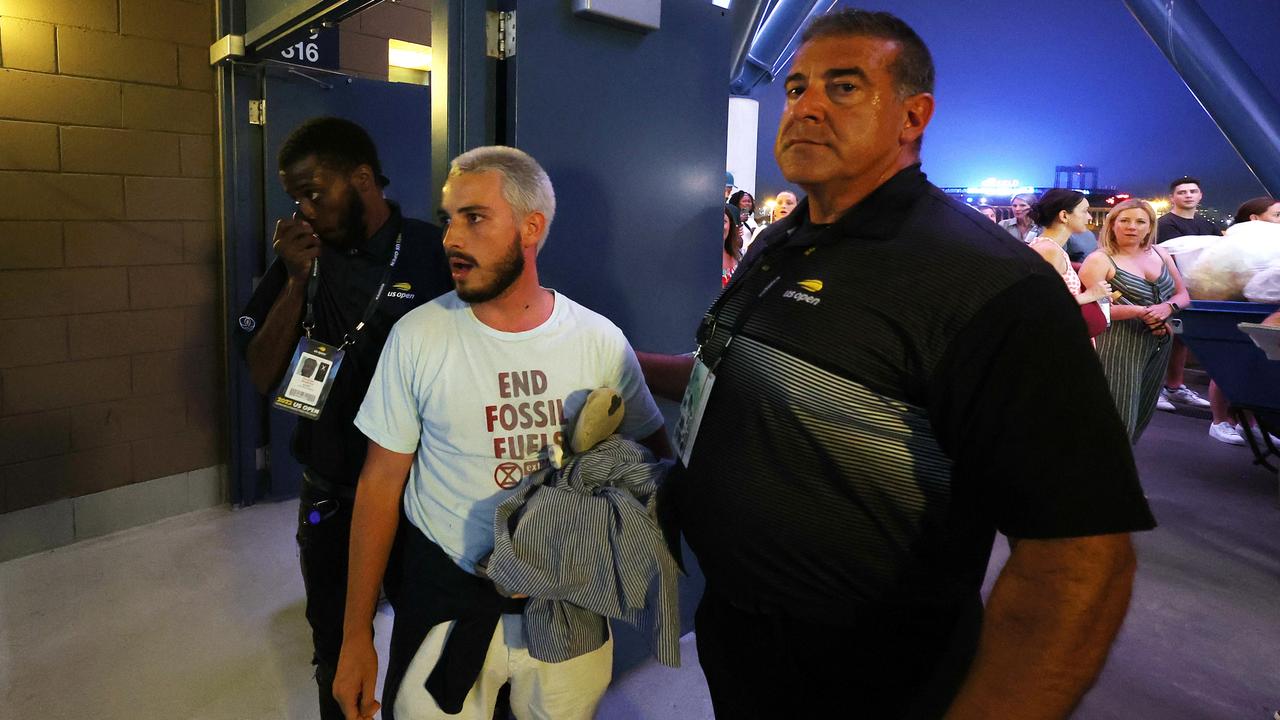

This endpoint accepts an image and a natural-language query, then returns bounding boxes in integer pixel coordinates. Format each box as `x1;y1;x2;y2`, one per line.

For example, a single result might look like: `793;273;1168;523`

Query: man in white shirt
333;146;670;720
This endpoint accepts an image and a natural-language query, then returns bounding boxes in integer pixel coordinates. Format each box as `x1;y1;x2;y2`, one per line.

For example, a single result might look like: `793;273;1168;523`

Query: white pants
394;615;613;720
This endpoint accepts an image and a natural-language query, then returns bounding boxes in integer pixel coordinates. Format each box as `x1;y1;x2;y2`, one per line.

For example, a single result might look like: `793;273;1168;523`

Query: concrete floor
2;407;1277;719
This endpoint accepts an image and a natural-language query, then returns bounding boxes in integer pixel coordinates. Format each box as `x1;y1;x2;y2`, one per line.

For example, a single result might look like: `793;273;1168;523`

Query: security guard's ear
900;93;935;149
350;164;376;193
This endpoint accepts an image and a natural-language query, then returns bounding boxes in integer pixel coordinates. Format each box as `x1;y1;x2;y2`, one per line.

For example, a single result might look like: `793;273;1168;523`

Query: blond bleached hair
1098;198;1159;255
449;145;556;252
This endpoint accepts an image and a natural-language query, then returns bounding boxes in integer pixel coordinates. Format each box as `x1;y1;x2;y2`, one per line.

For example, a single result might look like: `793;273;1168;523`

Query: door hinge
486;10;516;60
248;99;266;126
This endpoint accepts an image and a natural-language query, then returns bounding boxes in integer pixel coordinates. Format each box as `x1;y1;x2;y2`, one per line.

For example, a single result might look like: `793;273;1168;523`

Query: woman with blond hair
1080;199;1191;441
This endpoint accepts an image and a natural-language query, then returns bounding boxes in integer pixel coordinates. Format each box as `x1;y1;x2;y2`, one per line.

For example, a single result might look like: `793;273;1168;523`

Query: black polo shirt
236;204;452;485
1156;212;1220;243
679;165;1155;620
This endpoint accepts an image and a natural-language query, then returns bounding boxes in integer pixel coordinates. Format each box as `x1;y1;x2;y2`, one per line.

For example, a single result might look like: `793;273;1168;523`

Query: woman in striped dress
1080;199;1191;442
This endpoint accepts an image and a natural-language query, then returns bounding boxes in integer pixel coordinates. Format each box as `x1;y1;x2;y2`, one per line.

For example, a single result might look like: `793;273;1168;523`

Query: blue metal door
504;0;732;353
497;0;734;669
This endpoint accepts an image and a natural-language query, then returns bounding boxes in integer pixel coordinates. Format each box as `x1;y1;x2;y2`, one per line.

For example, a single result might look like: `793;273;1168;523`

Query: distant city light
963;177;1036;196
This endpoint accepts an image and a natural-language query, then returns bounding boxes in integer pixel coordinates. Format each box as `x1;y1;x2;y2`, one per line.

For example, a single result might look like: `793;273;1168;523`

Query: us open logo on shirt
782;279;823;306
386;282;415;300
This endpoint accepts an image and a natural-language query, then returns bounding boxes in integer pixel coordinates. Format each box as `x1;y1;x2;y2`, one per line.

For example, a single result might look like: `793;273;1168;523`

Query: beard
324;186;366;249
454;230;525;304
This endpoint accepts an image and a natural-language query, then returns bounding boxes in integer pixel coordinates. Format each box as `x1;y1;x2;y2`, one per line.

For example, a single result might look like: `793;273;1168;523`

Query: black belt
302;468;357;501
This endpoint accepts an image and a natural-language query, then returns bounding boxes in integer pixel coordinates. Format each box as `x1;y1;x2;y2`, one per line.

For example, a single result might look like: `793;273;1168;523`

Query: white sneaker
1165;384;1211;408
1209;421;1246;446
1236;424;1280;447
1156;390;1176;412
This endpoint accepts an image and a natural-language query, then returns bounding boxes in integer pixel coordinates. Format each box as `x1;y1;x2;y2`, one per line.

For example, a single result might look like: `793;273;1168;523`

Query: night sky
751;0;1278;214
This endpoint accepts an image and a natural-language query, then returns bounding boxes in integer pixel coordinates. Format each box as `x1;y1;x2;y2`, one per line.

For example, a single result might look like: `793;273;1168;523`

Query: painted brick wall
337;0;429;81
0;0;222;514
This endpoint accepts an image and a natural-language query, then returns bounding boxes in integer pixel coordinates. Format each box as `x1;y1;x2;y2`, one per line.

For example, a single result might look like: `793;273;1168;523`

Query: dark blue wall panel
509;0;732;353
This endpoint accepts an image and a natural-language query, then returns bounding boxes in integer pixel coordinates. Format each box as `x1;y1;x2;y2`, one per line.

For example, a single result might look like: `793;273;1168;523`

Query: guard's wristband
1168;301;1182;314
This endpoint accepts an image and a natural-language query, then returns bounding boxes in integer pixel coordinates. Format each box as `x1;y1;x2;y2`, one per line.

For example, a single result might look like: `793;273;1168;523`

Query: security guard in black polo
641;10;1155;720
235;117;451;720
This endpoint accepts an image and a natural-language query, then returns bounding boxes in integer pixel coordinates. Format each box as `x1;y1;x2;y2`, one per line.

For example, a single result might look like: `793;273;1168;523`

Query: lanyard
696;225;826;371
302;232;403;350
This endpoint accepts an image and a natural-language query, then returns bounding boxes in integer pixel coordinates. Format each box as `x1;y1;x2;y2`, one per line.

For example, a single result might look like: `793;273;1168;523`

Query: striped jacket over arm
486;435;682;667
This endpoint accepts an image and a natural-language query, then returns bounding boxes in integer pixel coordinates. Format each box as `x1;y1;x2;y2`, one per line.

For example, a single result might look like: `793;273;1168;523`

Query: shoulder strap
1152;244;1177;278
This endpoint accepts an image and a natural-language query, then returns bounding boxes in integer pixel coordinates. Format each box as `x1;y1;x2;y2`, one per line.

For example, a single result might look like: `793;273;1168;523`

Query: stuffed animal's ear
570;387;625;454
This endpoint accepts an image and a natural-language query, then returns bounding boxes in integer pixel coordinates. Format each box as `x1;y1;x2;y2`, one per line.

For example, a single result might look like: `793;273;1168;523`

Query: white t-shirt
355;290;664;573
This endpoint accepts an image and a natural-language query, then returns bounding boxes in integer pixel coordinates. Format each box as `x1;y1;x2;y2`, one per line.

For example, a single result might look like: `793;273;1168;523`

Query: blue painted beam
1125;0;1280;196
727;0;770;86
730;0;834;96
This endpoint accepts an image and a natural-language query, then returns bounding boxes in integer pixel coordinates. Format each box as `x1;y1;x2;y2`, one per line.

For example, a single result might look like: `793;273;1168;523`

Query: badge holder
673;246;797;466
269;235;400;421
272;338;345;419
673;356;715;467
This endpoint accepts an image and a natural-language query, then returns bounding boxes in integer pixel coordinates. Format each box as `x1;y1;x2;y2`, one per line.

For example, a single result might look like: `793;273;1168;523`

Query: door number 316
281;32;320;63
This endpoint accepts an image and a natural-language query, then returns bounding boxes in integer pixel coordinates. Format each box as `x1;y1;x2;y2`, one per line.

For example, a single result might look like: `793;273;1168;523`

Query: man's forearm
342;448;412;643
945;533;1137;720
635;352;695;402
245;278;306;395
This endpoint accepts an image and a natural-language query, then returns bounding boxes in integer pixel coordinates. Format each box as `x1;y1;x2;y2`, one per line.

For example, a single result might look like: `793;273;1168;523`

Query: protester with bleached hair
335;145;671;720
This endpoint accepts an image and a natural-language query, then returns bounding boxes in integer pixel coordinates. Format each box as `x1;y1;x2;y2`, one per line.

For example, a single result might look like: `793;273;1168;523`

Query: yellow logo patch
391;282;413;291
797;280;823;293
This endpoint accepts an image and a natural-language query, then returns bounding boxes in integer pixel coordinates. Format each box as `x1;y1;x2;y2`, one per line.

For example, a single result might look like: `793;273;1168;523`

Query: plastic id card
673;357;716;467
272;337;345;419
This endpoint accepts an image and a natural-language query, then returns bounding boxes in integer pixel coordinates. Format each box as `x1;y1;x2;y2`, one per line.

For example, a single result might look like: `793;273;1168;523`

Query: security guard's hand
273;214;321;281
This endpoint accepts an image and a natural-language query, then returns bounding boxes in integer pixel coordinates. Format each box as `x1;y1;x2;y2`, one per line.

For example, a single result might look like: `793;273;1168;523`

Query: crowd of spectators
723;175;1279;449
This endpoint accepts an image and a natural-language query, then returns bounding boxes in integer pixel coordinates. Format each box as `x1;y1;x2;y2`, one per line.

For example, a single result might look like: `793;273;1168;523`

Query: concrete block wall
337;0;429;81
0;0;224;531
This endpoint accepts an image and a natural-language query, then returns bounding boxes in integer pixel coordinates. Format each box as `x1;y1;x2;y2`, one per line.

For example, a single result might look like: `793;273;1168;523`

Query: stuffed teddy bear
544;386;626;468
